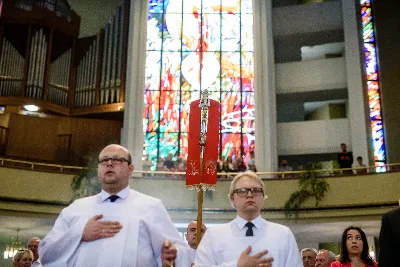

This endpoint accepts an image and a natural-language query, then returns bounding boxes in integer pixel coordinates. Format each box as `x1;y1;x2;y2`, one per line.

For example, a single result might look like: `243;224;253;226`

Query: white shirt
194;215;302;267
39;187;190;267
32;259;43;267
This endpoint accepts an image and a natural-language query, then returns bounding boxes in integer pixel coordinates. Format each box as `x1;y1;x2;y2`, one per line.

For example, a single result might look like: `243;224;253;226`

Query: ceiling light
3;229;23;259
24;105;39;112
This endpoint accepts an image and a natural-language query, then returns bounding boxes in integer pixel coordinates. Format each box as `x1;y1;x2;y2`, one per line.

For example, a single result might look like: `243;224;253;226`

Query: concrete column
342;0;372;165
122;0;148;173
254;0;277;173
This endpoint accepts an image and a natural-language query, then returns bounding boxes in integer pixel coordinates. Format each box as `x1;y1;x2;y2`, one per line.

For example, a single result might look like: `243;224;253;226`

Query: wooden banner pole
196;158;204;248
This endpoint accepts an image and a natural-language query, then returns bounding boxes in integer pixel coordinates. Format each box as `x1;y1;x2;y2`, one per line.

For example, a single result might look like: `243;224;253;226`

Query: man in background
27;237;42;267
315;249;335;267
185;220;207;266
337;143;353;175
301;248;317;267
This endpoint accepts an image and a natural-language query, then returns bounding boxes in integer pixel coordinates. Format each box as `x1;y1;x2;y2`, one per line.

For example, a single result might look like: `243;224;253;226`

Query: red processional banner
186;98;220;190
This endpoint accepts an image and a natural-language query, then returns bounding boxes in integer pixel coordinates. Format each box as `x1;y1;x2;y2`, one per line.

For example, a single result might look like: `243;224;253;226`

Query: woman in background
12;249;33;267
331;226;378;267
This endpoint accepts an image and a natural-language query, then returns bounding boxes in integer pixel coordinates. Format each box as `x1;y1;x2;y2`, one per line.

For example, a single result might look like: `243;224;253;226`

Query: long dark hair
339;226;374;265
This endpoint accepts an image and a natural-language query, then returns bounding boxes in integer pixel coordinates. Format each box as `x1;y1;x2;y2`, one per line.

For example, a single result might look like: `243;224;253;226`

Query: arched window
144;0;254;164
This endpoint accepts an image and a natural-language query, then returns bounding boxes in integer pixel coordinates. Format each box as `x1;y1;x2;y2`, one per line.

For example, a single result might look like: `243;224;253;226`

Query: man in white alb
39;144;190;267
194;171;302;267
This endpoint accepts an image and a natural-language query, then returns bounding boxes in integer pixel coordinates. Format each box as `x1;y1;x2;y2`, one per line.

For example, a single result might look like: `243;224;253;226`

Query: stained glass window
145;0;254;165
360;0;386;172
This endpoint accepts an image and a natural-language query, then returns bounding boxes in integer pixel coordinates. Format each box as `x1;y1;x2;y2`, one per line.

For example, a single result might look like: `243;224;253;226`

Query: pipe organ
74;4;126;108
0;39;25;96
26;28;47;100
0;0;129;112
49;48;71;107
75;36;98;108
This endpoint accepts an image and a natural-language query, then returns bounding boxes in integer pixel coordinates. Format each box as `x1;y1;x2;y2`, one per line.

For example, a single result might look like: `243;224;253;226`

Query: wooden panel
68;117;122;164
0;114;10;128
6;113;58;161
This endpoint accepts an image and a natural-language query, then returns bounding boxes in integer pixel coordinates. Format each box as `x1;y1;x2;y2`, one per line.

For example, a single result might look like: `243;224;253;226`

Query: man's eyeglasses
98;157;130;165
234;187;263;197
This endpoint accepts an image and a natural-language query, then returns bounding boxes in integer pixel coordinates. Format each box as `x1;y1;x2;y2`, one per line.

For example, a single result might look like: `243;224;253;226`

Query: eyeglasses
98;157;130;165
234;187;263;197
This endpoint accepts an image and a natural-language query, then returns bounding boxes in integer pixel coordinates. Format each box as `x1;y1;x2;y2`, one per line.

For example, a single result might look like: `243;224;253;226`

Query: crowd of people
142;142;371;179
300;226;379;267
142;151;257;176
10;144;398;267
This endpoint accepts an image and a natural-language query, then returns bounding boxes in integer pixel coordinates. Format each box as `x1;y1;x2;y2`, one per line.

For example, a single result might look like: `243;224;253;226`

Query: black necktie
108;195;120;202
245;222;254;236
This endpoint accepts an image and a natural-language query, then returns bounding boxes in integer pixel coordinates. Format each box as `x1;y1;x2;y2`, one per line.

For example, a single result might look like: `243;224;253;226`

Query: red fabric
186;99;220;187
202;100;220;185
330;261;378;267
186;100;201;186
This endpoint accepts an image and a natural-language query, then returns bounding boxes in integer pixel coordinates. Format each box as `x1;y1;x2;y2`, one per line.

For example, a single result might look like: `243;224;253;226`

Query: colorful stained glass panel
221;14;240;52
363;21;375;43
160;52;181;91
221;133;241;157
149;0;165;14
158;132;180;157
221;52;241;91
360;0;371;7
242;91;255;133
361;7;372;27
147;14;164;51
375;162;386;173
165;0;182;13
364;43;378;80
371;120;386;161
144;132;159;160
201;14;222;51
243;133;255;158
367;82;381;120
145;51;161;90
179;133;188;158
143;90;160;132
241;14;254;52
220;92;241;133
360;0;386;170
222;0;240;14
146;0;254;162
159;91;180;132
242;0;253;14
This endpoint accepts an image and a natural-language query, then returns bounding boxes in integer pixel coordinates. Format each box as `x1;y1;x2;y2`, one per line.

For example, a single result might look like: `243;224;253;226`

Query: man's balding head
185;221;206;249
316;250;336;267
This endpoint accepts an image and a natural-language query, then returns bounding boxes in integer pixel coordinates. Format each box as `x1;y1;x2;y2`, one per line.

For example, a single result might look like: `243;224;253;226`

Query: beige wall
306;103;346;121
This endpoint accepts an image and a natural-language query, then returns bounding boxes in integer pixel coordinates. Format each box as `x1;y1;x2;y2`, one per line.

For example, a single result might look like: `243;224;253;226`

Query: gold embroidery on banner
187;160;200;176
204;160;217;175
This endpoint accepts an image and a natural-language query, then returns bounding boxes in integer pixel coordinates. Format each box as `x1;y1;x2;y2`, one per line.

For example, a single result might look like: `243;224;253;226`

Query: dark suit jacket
379;207;400;267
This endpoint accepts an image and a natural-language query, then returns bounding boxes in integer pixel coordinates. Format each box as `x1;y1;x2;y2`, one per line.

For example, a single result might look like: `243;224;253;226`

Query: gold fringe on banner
186;183;216;192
